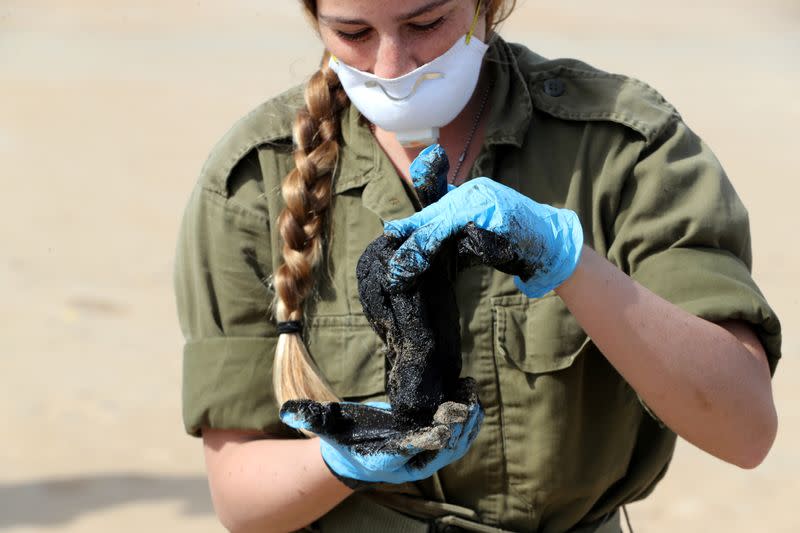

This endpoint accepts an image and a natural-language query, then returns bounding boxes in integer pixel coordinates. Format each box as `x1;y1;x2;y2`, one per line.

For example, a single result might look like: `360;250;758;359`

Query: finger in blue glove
401;399;484;476
410;144;449;207
384;176;583;298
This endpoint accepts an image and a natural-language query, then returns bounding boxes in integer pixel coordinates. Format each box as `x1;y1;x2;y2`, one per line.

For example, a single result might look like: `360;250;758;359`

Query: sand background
1;1;797;531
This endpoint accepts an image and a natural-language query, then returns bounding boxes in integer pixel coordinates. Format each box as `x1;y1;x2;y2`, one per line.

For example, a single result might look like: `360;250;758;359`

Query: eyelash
410;17;446;33
336;28;371;42
336;17;446;43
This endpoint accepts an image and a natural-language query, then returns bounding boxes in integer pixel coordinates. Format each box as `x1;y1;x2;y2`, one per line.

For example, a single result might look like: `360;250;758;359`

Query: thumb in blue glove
384;167;583;298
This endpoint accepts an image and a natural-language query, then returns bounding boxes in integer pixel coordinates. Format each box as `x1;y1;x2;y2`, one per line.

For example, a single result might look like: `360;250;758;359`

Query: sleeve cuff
630;247;781;375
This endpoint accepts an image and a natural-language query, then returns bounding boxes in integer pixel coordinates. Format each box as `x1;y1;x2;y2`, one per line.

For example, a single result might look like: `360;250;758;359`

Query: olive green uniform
174;37;781;532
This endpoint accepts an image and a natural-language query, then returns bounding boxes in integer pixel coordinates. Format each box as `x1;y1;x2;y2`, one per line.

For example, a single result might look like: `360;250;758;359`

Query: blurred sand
0;1;797;531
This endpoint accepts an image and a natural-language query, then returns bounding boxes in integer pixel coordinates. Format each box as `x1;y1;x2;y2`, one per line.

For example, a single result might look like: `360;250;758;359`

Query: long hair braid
273;54;347;406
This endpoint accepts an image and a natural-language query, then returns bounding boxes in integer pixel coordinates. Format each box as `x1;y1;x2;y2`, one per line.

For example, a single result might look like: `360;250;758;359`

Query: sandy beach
1;1;797;531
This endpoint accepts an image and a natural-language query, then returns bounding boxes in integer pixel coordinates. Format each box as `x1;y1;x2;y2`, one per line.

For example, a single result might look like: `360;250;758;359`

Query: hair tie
277;321;303;335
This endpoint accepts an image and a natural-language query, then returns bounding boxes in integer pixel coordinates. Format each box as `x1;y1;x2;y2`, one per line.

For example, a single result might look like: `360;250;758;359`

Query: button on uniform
543;78;566;97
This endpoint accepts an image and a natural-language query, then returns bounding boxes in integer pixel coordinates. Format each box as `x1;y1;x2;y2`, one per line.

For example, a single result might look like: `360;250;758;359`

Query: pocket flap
306;314;386;398
493;294;588;374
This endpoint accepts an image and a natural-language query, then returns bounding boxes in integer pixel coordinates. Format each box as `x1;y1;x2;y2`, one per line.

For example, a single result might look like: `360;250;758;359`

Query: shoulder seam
199;86;303;196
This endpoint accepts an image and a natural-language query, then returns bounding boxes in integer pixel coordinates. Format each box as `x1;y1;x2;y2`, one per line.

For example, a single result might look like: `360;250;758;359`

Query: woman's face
316;0;485;79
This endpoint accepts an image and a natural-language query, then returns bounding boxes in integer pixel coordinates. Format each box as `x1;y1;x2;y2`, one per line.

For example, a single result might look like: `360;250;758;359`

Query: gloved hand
280;396;484;489
384;174;584;298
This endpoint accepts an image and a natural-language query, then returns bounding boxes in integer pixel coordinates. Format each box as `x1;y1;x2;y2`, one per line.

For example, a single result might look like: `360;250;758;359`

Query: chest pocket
491;293;597;509
492;293;588;374
305;314;387;400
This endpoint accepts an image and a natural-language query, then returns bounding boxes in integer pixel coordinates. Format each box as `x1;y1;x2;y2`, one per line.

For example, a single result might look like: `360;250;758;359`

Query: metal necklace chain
367;81;492;185
449;80;492;185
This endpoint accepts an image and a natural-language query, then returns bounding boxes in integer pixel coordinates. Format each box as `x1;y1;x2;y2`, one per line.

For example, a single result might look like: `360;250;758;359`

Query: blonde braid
273;55;347;406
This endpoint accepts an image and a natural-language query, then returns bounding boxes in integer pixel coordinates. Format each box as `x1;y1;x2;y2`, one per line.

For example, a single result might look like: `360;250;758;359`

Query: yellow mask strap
465;0;483;45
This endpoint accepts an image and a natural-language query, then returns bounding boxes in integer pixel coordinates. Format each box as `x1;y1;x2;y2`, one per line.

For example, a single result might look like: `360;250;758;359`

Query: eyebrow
319;0;455;25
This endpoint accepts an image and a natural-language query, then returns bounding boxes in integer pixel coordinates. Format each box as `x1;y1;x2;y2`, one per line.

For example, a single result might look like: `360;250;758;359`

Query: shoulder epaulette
514;50;681;143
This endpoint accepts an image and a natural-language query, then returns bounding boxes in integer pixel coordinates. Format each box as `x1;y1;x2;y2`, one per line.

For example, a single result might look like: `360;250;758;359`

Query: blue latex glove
280;400;484;487
384;175;584;298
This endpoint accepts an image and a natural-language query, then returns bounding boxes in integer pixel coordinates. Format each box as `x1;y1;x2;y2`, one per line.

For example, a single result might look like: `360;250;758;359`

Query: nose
373;36;417;79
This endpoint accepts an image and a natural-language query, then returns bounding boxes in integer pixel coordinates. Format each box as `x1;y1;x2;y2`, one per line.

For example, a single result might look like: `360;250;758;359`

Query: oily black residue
357;234;462;428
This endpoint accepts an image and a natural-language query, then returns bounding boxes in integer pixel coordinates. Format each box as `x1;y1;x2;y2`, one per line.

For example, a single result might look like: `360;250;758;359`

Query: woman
174;1;781;531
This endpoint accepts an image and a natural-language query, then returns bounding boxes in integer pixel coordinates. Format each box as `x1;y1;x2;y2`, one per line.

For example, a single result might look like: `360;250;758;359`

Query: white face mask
329;33;489;147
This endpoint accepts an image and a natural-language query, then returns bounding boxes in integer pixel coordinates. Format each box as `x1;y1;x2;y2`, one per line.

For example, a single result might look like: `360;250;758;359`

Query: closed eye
409;16;445;33
333;15;446;43
336;28;372;42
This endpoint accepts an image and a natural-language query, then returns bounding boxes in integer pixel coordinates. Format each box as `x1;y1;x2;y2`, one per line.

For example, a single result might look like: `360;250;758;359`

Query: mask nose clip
364;73;444;101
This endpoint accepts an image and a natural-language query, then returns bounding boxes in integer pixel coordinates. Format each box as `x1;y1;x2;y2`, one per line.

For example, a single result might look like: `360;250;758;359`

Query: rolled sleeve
182;337;287;437
175;151;291;436
631;247;781;375
607;118;781;375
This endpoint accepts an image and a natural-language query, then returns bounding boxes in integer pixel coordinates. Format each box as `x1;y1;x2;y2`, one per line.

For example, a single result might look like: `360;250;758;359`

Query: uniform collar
335;103;418;221
333;103;376;195
482;34;535;148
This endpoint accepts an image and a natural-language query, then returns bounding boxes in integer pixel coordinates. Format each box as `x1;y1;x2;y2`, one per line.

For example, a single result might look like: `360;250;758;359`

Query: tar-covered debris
280;146;540;460
357;233;461;427
280;378;479;459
